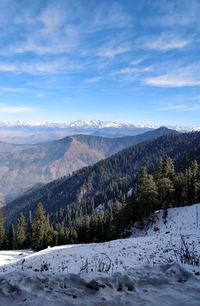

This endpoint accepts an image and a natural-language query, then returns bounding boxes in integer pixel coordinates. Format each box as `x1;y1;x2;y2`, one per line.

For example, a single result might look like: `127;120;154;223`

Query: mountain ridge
0;119;198;131
4;131;200;227
0;127;176;204
0;119;197;144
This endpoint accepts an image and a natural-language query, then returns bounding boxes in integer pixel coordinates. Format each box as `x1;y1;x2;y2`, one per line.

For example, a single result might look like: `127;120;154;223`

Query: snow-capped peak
0;119;197;132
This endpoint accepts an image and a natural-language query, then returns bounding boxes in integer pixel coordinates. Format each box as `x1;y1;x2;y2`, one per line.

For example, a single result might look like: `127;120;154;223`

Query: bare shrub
174;236;200;267
80;253;112;274
160;236;200;268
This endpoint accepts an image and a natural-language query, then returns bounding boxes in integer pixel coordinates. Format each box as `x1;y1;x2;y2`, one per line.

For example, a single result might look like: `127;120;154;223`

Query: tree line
0;157;200;251
5;132;200;231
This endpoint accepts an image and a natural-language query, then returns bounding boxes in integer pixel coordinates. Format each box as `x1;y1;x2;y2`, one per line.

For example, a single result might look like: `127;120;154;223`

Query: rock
86;280;105;290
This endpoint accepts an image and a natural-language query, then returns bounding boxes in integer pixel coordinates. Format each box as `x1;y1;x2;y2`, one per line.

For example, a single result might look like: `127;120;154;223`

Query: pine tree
16;213;26;248
174;172;187;206
136;167;158;216
187;161;199;203
157;177;175;209
69;228;77;244
32;203;51;250
0;210;5;249
157;157;175;180
156;157;175;209
57;223;67;245
7;224;15;250
25;211;34;248
32;202;49;250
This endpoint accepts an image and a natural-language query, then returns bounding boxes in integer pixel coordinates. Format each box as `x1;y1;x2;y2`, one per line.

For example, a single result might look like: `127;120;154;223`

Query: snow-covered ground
0;250;33;267
132;203;200;237
0;204;199;305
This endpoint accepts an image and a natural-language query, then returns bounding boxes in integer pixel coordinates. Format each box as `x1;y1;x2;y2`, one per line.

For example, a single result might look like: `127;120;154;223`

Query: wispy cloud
83;77;101;84
130;58;146;65
144;64;200;87
0;2;81;56
113;66;152;76
161;104;200;111
92;2;131;30
0;87;26;93
98;46;130;58
0;104;38;113
141;0;200;28
0;60;83;75
144;34;192;51
0;1;132;57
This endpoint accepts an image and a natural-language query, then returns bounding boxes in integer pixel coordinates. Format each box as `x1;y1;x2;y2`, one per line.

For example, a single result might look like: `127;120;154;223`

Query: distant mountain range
0;120;197;144
0;119;198;130
4;131;200;227
0;127;176;205
0;119;159;129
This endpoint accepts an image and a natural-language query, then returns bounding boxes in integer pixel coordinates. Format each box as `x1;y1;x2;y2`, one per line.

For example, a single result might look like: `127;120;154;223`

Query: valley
0;127;175;204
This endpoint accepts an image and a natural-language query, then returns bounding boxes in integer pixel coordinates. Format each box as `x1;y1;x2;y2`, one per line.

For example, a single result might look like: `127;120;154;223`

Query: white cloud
141;0;200;28
113;66;152;76
0;87;26;93
0;2;131;57
144;34;192;51
0;105;38;113
98;46;130;58
130;58;145;65
145;75;200;87
40;4;66;36
83;77;101;84
161;104;200;111
144;64;200;87
0;2;81;56
0;60;82;75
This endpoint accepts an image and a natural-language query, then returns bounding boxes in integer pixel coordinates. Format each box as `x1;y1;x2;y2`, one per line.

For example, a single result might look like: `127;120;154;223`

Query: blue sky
0;0;200;126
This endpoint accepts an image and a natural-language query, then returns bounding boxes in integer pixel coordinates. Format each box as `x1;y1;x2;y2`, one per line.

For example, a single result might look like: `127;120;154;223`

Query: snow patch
0;263;199;305
127;187;133;197
95;202;106;215
0;204;200;305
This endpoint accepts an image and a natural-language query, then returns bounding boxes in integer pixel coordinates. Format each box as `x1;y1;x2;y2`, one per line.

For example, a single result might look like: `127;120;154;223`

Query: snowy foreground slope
0;204;200;305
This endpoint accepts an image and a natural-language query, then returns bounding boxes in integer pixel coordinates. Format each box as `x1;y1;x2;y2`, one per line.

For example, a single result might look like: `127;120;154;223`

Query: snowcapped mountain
0;119;157;129
0;119;196;144
0;120;157;144
0;119;196;131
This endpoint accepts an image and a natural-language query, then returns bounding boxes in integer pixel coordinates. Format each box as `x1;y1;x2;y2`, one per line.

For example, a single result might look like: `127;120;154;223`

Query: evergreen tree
186;161;199;203
0;210;5;249
25;211;34;248
156;157;175;209
174;172;187;207
157;177;175;209
111;202;125;238
32;202;49;250
136;167;158;216
7;224;15;250
16;213;26;248
157;157;175;180
57;224;68;245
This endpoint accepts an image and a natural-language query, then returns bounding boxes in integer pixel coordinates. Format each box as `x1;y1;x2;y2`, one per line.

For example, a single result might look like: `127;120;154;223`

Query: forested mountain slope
4;131;200;227
0;127;175;204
